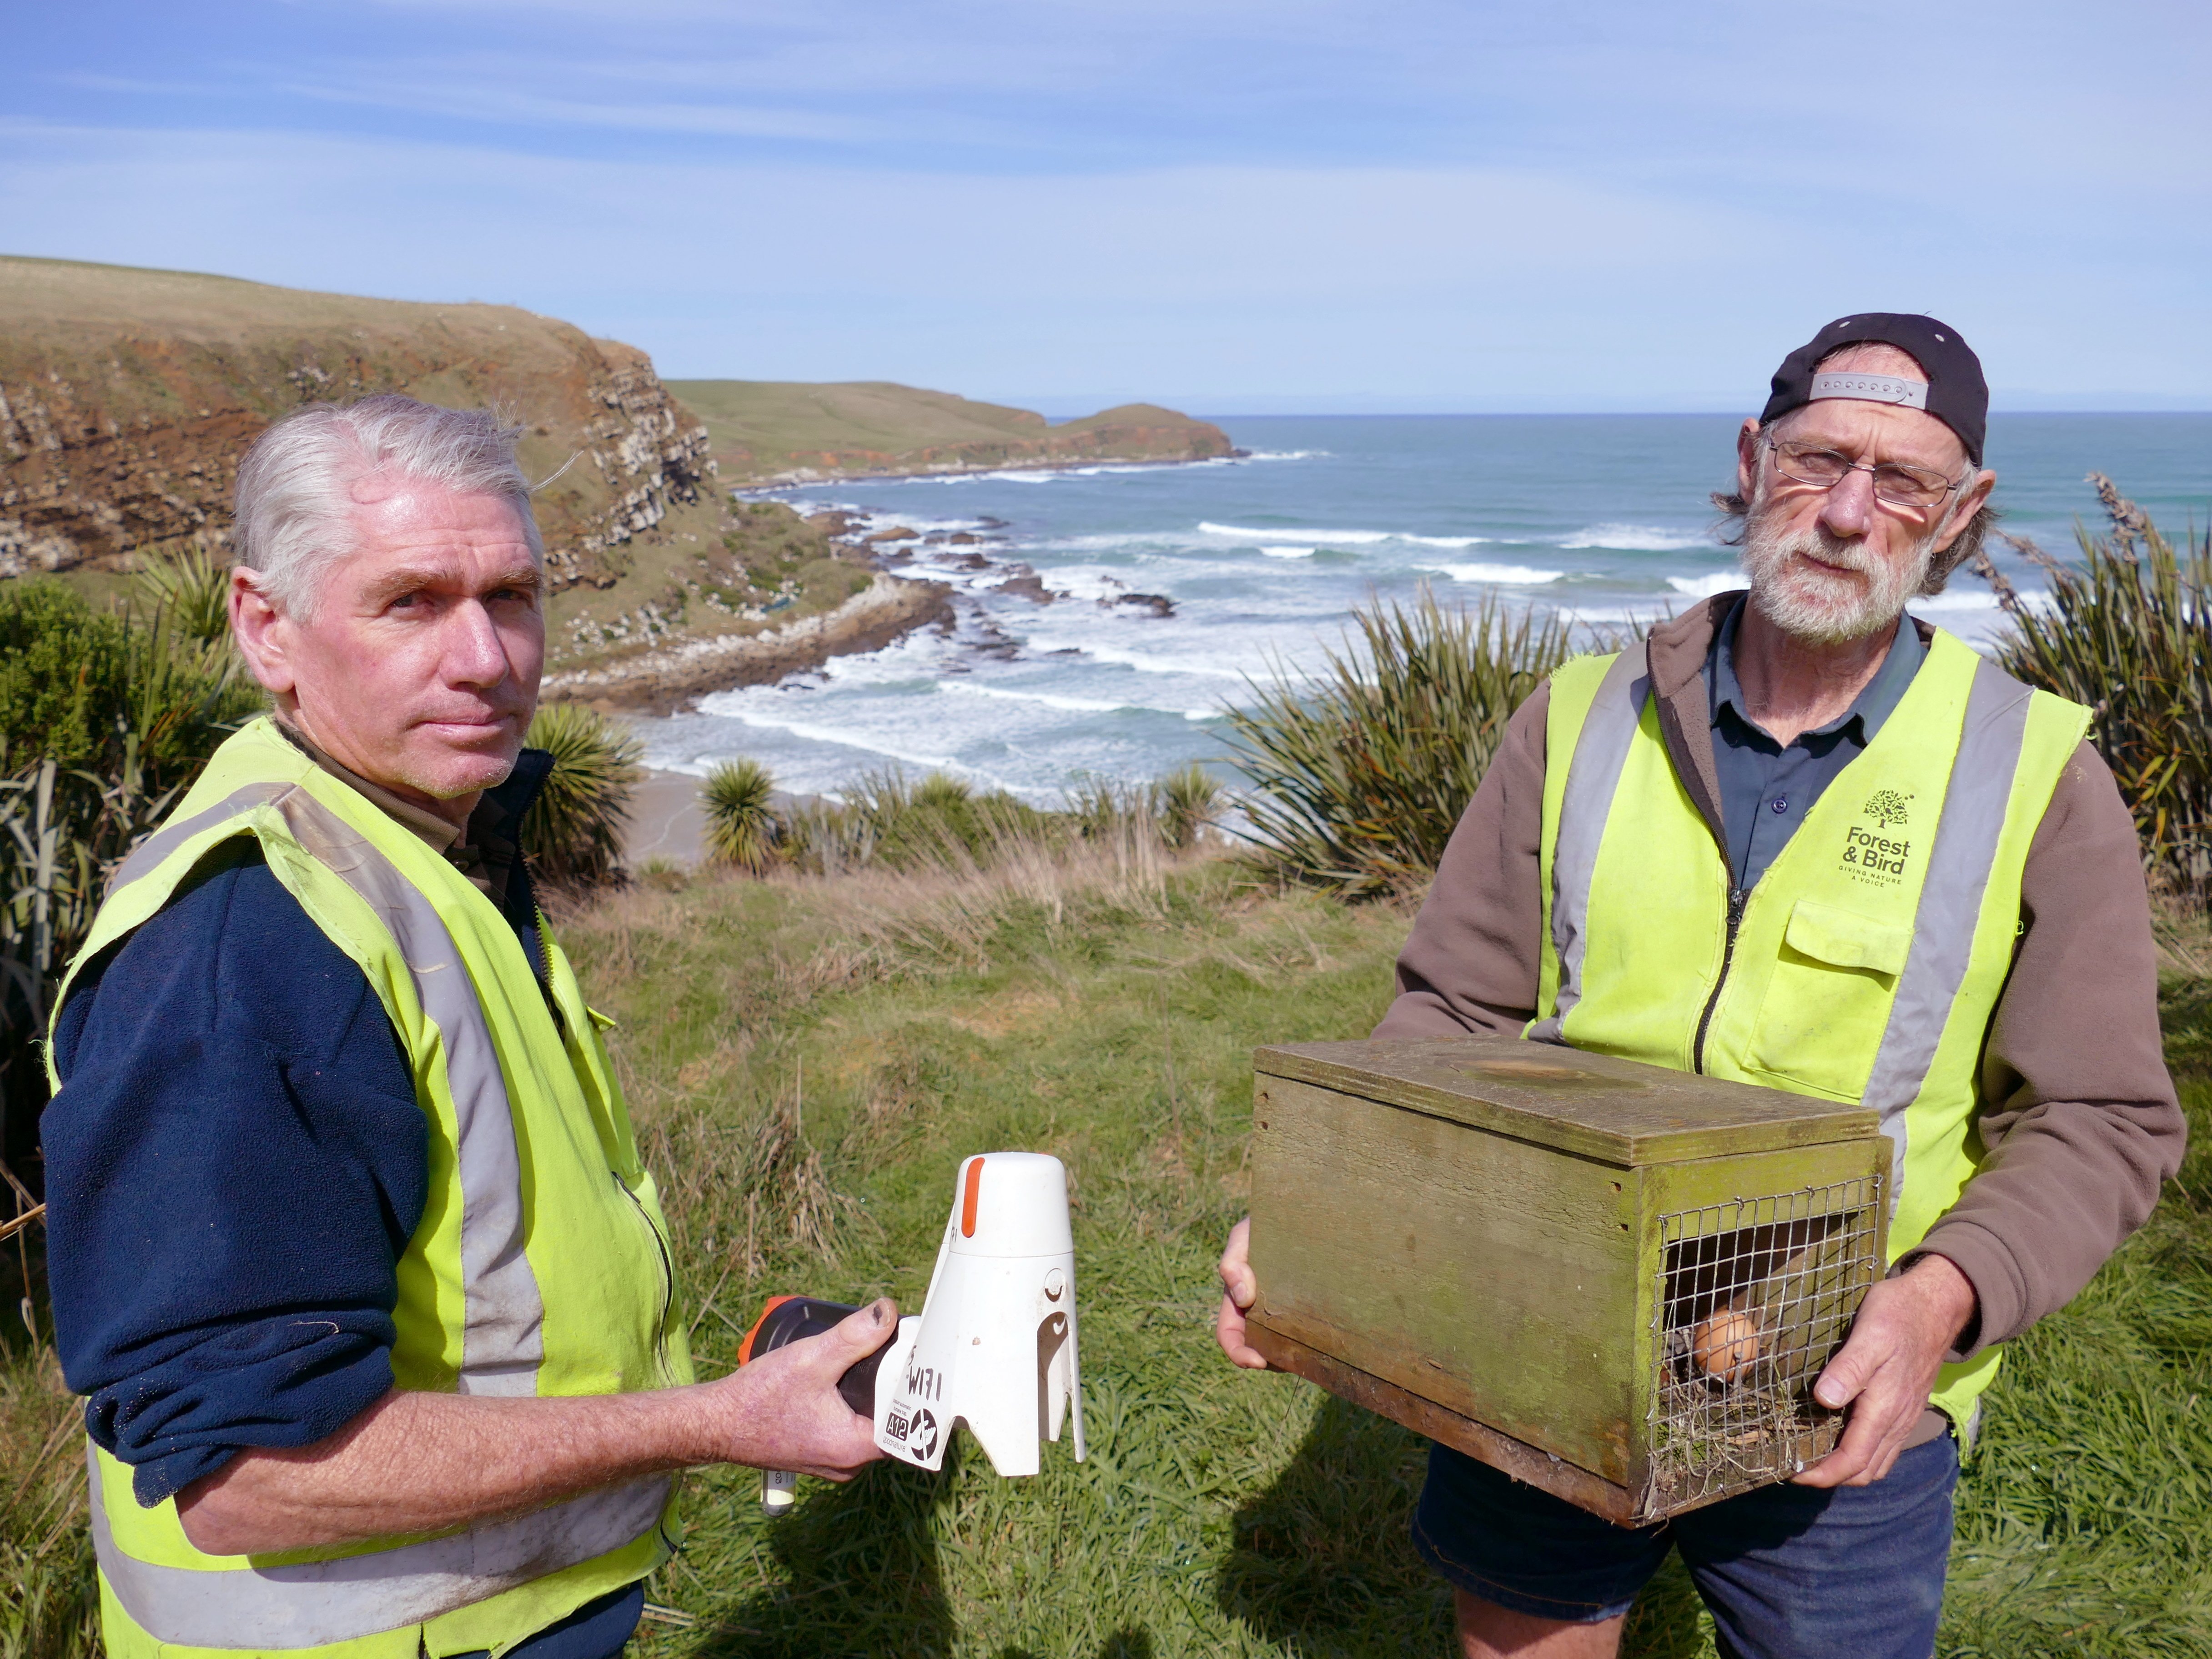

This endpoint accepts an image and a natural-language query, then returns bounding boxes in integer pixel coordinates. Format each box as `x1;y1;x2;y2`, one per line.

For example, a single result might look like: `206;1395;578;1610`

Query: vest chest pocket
1744;900;1913;1102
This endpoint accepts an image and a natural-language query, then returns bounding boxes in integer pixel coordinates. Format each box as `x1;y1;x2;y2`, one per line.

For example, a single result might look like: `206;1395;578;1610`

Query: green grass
4;849;2206;1657
562;853;2212;1659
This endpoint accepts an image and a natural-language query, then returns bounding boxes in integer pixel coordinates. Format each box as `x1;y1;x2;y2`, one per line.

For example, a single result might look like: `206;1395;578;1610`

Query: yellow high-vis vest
1531;631;2089;1433
47;717;693;1659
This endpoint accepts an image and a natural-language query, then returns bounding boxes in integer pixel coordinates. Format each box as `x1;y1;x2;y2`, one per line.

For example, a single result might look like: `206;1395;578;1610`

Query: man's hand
1216;1218;1273;1370
1792;1255;1976;1488
179;1297;895;1556
696;1297;892;1479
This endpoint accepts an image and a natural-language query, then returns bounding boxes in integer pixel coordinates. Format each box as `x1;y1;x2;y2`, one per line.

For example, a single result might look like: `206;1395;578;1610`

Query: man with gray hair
1216;315;2184;1656
41;395;889;1659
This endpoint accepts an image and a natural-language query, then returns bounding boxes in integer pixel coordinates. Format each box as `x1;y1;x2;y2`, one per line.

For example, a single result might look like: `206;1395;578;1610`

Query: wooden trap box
1245;1037;1890;1524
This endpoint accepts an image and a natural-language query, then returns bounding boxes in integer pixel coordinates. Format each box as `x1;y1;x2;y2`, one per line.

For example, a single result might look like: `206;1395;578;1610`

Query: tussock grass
782;769;1058;877
699;760;1225;884
0;1352;96;1657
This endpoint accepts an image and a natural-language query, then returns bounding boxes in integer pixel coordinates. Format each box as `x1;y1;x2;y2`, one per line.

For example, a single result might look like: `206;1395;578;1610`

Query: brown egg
1691;1307;1763;1383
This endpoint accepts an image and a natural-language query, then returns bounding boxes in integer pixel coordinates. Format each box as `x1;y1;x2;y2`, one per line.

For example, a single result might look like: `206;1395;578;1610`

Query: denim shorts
1412;1434;1959;1659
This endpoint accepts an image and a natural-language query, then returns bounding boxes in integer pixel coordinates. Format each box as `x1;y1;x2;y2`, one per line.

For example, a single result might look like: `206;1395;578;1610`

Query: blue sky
4;0;2208;412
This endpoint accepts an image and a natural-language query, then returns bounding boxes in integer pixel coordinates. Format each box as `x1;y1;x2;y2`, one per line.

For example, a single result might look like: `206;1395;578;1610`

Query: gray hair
231;395;542;617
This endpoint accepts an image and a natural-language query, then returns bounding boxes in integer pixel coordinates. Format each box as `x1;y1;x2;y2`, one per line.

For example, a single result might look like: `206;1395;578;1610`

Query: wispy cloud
281;80;888;144
4;0;2208;402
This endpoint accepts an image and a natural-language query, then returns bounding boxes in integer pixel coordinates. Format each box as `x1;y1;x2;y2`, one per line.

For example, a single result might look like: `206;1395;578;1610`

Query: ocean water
633;413;2211;802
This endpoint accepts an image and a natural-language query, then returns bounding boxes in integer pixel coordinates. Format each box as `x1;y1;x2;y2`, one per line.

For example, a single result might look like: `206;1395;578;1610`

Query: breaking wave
1419;562;1566;585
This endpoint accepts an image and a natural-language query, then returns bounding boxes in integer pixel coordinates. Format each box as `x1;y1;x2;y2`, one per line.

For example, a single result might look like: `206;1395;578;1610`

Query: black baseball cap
1761;312;1988;464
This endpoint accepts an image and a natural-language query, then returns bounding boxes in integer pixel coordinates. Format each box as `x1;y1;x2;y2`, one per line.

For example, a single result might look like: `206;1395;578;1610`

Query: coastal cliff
0;255;1221;713
0;254;714;590
665;379;1236;484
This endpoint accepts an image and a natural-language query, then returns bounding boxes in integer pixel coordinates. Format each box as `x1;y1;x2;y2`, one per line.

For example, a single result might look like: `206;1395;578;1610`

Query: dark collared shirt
1708;597;1925;891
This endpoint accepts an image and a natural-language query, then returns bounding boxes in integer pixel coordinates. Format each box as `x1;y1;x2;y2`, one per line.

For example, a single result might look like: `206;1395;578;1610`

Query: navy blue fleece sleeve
43;845;428;1507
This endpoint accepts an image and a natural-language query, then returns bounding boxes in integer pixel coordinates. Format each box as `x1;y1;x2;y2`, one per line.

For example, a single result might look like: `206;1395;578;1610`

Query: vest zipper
616;1171;677;1385
1692;886;1748;1074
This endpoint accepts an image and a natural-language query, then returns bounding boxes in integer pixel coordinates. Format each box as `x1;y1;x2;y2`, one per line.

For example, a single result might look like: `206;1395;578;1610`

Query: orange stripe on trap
961;1157;984;1237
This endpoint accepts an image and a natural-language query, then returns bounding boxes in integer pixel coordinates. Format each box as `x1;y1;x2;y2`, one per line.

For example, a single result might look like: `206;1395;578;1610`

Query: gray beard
1738;511;1940;646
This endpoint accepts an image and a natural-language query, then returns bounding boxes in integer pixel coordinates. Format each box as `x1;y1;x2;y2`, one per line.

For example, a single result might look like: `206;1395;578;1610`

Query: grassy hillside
0;253;721;592
5;841;2206;1657
0;256;1232;704
578;859;2212;1659
667;378;1235;483
0;255;936;698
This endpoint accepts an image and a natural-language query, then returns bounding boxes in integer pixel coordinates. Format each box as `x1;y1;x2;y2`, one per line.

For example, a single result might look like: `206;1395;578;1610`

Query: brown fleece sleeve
1910;739;2187;1357
1372;682;1550;1039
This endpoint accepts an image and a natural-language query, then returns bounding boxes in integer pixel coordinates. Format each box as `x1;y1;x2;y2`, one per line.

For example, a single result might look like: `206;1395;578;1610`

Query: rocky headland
664;379;1236;485
0;254;1228;716
0;254;715;590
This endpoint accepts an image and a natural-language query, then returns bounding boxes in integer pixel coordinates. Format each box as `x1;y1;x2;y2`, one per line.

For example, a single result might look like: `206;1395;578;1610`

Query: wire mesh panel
1638;1178;1883;1521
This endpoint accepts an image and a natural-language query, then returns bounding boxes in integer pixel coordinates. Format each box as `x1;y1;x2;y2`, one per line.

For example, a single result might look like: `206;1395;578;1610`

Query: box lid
1254;1037;1876;1165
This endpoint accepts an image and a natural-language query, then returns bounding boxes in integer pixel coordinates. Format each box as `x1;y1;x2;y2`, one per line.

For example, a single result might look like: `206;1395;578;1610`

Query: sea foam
1419;562;1565;585
1665;571;1744;598
1560;524;1714;552
937;680;1213;721
1200;521;1394;545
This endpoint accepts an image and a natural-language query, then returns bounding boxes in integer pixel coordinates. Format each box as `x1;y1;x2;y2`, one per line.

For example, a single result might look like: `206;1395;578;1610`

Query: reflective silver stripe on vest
272;786;548;1397
1528;651;1649;1046
113;777;547;1394
106;783;293;894
1860;658;2033;1205
90;1447;668;1646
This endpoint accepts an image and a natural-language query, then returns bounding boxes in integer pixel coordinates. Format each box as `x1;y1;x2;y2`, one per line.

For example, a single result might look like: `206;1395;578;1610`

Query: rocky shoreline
540;448;1207;715
540;571;953;714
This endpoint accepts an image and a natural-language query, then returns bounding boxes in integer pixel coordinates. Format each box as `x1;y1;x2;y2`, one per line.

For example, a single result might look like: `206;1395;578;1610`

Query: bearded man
1215;314;2184;1658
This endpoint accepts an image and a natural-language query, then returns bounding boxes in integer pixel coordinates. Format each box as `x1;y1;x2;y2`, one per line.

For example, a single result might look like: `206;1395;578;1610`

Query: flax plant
1158;763;1226;850
1974;476;2212;903
1223;587;1576;895
702;757;780;873
521;703;643;889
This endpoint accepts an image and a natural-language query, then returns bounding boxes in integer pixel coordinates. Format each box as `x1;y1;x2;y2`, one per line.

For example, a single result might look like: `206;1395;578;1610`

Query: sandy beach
622;769;709;866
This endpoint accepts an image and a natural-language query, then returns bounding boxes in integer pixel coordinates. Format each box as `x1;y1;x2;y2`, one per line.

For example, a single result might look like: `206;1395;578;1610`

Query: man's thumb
1814;1343;1871;1410
831;1297;899;1358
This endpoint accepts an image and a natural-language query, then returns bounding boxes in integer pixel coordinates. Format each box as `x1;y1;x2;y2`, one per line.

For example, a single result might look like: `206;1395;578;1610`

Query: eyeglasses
1765;438;1970;509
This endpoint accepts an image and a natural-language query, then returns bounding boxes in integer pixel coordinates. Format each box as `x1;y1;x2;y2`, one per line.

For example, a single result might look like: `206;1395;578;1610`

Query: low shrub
1067;766;1223;851
2;577;258;1183
783;769;1054;876
0;578;256;784
521;703;643;889
1223;586;1575;895
1065;774;1157;842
